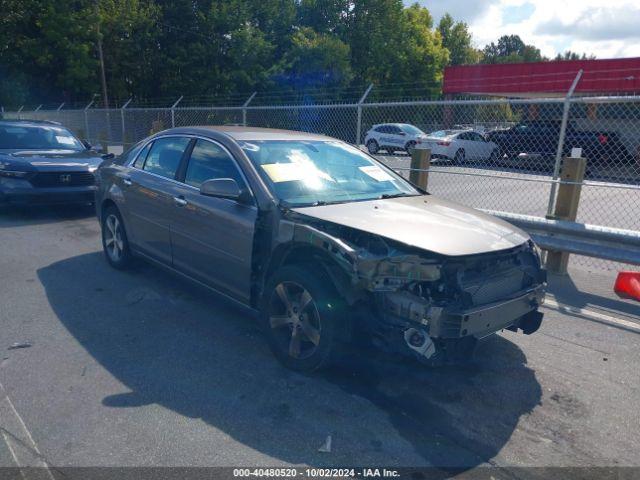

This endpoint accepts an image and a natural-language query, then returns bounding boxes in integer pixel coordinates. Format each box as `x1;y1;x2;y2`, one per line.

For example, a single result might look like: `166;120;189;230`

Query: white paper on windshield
261;163;309;183
359;165;393;182
55;136;76;145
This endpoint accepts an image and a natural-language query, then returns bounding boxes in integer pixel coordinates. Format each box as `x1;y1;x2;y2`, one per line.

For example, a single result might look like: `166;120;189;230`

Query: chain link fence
4;94;640;272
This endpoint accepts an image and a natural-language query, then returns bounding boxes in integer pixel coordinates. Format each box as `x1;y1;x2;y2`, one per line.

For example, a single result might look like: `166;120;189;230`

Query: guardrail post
409;147;431;190
545;156;587;274
356;84;374;145
170;96;183;128
242;92;257;127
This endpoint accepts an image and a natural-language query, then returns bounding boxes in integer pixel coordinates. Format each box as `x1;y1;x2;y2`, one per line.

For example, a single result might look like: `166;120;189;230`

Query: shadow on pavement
0;204;94;228
38;252;541;469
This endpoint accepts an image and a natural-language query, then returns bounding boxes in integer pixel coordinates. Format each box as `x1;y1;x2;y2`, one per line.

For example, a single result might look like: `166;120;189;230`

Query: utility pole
95;0;109;109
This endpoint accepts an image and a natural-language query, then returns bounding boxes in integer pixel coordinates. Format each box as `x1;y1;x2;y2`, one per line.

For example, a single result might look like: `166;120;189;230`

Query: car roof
0;119;63;127
163;125;335;142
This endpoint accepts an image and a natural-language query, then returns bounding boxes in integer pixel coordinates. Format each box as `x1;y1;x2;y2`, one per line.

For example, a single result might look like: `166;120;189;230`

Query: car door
469;132;492;160
388;125;407;147
170;138;258;303
120;136;192;264
455;132;475;159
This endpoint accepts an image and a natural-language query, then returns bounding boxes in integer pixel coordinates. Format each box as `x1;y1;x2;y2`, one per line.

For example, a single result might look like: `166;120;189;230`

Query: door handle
173;196;188;207
123;177;132;186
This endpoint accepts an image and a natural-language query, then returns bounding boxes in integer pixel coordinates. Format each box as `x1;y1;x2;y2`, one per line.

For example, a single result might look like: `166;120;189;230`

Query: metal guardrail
484;210;640;266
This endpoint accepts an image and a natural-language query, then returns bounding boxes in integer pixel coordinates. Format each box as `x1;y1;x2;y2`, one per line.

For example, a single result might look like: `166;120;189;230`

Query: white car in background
424;129;501;164
364;123;428;154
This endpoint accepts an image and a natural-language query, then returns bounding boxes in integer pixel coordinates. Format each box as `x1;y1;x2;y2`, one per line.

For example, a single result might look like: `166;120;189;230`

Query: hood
292;195;529;257
0;149;103;171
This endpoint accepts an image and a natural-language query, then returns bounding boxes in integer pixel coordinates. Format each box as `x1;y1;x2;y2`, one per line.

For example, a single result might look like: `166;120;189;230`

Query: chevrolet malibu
0;120;105;205
96;127;546;372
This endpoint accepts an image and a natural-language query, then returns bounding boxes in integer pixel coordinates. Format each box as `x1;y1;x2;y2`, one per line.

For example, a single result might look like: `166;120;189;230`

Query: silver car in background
95;126;546;372
424;129;501;164
364;123;428;154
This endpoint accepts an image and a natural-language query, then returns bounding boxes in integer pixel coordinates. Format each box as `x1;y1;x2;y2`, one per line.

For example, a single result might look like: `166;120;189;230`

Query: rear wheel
101;206;132;269
405;140;417;154
366;139;379;154
262;265;343;372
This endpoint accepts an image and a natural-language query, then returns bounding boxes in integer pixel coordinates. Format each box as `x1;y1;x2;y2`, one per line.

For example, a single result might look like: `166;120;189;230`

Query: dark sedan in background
0;120;105;205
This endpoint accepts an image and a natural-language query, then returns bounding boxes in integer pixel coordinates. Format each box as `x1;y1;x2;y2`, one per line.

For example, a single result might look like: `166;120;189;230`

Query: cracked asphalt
0;204;639;477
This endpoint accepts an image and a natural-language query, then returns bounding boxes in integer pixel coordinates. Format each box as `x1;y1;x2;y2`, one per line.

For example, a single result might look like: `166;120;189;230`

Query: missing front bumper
430;285;546;339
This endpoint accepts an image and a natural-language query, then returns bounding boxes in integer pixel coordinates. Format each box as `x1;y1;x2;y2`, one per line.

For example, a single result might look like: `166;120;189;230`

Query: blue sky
408;0;640;58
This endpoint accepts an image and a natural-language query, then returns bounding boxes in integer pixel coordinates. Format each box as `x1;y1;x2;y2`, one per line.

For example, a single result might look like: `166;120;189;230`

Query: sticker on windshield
359;165;393;182
55;136;76;145
261;163;332;183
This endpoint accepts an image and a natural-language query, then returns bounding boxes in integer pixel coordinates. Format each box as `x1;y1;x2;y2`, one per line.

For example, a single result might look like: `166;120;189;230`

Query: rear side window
184;139;245;188
142;137;191;179
133;142;152;169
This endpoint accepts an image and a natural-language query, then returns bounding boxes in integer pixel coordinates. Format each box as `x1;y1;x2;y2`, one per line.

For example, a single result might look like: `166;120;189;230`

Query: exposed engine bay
270;210;547;364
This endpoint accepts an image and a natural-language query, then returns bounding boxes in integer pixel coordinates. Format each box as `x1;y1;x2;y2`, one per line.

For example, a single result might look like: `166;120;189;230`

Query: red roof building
443;57;640;97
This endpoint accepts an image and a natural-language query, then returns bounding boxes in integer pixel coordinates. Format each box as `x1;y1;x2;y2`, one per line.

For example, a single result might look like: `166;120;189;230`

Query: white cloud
410;0;640;58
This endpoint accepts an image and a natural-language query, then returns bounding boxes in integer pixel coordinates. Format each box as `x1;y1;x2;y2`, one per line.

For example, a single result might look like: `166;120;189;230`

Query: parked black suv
486;121;630;165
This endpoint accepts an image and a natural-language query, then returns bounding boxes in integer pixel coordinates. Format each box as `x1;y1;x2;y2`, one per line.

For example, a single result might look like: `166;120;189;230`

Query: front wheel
366;139;379;154
101;206;133;269
453;149;465;165
262;265;343;372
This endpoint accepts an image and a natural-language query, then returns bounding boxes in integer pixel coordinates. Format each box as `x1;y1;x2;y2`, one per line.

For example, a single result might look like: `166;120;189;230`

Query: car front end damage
277;212;546;364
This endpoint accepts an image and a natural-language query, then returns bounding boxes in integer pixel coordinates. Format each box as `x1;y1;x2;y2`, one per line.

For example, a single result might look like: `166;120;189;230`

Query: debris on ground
8;342;32;350
318;435;332;453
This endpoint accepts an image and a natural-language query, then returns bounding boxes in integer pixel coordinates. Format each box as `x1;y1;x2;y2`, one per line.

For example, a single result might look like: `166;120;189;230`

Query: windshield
0;125;85;151
240;140;420;207
401;124;425;135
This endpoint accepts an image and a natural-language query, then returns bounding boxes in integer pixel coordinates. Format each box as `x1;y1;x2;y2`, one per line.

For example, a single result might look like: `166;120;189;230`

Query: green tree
438;13;480;66
282;27;352;88
482;34;546;64
392;4;448;94
554;50;596;61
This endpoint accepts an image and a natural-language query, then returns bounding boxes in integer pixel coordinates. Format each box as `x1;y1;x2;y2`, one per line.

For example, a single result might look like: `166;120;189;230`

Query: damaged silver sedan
95;127;546;372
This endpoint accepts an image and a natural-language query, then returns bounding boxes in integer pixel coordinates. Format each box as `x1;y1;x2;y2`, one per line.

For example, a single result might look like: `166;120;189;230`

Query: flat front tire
101;206;133;270
262;265;343;372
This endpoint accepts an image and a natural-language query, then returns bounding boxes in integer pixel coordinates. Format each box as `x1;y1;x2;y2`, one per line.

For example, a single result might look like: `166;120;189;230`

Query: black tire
453;149;465;165
405;140;416;154
101;205;133;270
261;264;344;372
489;147;501;163
366;139;379;154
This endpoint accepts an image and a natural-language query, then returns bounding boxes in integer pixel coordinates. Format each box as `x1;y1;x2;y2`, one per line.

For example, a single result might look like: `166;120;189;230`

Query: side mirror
101;152;115;160
399;131;406;136
200;178;251;204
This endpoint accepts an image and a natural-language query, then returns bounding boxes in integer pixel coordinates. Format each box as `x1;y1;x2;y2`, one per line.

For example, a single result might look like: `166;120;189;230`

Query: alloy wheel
104;214;124;262
269;281;322;360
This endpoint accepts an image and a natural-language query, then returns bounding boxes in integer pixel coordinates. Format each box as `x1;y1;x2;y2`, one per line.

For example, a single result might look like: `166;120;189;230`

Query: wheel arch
259;242;354;307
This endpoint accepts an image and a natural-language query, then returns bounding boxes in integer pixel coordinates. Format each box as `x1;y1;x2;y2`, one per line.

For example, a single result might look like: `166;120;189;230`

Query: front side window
240;140;419;207
142;137;191;179
184;139;245;188
0;125;84;151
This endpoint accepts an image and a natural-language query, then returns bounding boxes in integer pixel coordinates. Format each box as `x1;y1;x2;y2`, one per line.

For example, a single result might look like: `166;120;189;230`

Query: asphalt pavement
0;204;639;477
